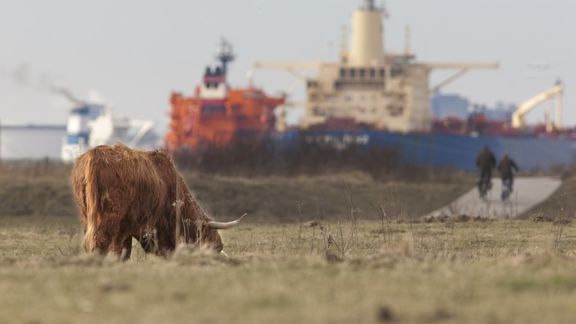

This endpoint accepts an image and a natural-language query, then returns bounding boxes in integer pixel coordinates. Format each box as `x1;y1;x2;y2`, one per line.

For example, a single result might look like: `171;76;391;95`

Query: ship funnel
349;1;385;67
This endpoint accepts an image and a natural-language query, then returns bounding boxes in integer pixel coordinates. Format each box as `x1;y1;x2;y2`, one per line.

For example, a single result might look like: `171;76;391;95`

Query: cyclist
475;146;496;198
498;154;519;201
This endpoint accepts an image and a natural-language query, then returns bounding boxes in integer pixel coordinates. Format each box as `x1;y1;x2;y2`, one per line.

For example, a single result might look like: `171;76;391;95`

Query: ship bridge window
312;106;326;116
202;105;226;116
232;104;242;113
67;134;89;145
307;80;319;89
391;67;403;77
71;107;90;115
71;105;104;118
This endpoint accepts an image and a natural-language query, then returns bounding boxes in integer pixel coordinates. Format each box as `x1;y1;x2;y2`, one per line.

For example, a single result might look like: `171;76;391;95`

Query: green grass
1;215;576;323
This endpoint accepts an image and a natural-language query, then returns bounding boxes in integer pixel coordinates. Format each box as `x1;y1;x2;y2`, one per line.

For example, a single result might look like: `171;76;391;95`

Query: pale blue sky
0;0;574;132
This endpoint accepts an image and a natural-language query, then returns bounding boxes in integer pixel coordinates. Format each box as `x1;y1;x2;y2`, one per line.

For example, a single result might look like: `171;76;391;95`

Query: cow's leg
90;229;113;255
83;221;110;255
138;230;158;254
88;218;120;256
138;233;171;257
120;237;132;260
110;236;132;261
155;232;176;257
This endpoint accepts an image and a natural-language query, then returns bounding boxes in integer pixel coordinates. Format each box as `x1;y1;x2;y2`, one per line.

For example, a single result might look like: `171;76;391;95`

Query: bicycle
477;174;492;199
501;178;513;201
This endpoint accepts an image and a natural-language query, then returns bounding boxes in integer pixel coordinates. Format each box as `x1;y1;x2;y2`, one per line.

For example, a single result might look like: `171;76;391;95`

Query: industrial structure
164;0;575;171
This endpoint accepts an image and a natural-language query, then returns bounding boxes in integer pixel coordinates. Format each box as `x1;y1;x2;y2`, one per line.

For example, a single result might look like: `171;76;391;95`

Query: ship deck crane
512;82;564;130
253;62;326;80
50;86;86;106
426;62;499;93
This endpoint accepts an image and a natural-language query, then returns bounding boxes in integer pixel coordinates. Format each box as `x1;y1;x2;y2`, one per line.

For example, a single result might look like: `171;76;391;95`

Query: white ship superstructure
61;99;157;162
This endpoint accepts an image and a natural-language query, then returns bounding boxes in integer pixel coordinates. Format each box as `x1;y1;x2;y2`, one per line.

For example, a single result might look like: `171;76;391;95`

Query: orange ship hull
165;40;285;152
166;87;285;152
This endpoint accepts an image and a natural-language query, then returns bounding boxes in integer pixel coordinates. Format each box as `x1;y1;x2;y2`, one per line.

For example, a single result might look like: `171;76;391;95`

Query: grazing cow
71;144;244;259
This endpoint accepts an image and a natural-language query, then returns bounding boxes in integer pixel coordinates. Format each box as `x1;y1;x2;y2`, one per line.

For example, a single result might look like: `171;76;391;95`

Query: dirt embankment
524;174;576;221
0;162;473;221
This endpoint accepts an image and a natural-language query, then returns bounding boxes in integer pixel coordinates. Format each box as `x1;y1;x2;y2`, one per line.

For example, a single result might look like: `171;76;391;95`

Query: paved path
427;177;562;219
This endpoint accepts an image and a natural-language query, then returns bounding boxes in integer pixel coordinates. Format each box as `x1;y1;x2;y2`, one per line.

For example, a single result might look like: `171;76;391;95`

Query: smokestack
349;1;385;67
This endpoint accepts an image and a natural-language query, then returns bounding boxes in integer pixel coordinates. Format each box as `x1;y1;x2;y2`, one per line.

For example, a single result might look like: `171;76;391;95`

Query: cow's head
189;214;246;253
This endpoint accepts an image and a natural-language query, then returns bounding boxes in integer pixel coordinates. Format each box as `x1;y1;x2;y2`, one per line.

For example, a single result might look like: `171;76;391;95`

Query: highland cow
71;144;243;259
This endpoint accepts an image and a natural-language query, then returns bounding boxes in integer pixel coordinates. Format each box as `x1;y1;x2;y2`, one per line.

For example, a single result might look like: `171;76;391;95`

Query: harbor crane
512;82;564;130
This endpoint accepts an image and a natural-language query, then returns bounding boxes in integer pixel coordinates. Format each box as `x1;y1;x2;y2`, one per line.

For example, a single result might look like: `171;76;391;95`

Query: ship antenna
340;25;349;63
216;38;236;75
362;0;375;10
404;25;412;56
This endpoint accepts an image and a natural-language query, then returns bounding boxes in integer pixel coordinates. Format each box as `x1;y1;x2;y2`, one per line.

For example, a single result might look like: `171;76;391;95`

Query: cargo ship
165;40;285;152
166;0;576;171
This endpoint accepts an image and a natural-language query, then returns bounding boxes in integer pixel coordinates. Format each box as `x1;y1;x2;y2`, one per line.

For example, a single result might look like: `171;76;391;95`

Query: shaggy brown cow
71;144;243;259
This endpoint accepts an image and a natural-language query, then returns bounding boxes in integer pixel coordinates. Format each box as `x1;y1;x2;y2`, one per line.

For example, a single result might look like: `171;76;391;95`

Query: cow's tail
83;154;99;252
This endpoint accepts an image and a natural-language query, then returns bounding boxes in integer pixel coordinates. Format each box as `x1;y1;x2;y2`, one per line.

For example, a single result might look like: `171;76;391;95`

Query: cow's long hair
72;144;222;257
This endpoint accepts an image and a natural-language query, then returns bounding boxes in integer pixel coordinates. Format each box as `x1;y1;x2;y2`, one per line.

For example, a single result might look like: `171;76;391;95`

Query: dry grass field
1;163;576;323
2;216;576;323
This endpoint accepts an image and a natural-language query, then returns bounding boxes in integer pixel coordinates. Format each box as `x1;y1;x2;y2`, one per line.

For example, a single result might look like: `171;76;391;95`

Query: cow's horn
207;213;247;229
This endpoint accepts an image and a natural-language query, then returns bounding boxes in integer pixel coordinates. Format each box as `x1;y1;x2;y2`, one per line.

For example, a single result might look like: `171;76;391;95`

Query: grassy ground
1;215;576;324
187;172;472;222
0;162;473;221
2;162;572;323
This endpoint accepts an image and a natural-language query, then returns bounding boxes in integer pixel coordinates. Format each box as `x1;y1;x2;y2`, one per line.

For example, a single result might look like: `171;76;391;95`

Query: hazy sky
0;0;574;133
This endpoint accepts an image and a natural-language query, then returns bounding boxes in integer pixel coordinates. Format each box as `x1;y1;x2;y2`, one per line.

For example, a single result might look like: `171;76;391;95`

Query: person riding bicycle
475;146;496;197
498;154;519;201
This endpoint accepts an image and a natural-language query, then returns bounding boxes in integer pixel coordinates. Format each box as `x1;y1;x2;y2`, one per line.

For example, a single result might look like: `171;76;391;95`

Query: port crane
512;82;564;130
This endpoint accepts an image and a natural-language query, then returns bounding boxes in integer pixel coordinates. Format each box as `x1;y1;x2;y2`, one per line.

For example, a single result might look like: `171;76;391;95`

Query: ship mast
363;0;375;10
216;38;236;75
